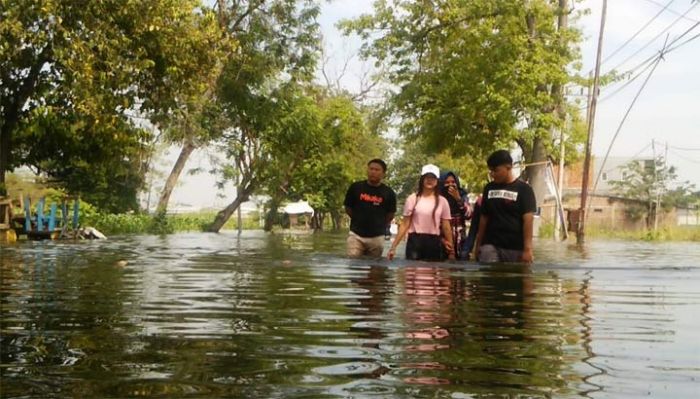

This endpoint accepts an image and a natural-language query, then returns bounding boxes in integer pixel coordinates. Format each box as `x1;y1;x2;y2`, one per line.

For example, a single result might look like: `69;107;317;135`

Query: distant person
388;164;455;261
475;150;536;263
344;159;397;258
439;171;471;260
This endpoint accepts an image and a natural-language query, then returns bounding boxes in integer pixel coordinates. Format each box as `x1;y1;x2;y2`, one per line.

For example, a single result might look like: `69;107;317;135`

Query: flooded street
1;232;699;398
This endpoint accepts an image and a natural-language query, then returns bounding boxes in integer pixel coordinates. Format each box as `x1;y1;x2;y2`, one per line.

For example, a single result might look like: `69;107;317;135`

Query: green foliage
538;220;555;239
81;211;257;236
1;0;223;209
16;109;151;212
341;0;585;160
295;94;386;219
609;158;696;227
587;225;700;242
386;135;484;202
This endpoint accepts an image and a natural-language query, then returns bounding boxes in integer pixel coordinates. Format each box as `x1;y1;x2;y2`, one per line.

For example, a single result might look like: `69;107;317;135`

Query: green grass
586;225;700;241
82;212;261;235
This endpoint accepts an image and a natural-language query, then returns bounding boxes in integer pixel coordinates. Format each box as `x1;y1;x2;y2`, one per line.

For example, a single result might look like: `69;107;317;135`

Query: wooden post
37;198;45;232
578;0;607;244
24;196;31;232
48;203;57;231
72;199;80;229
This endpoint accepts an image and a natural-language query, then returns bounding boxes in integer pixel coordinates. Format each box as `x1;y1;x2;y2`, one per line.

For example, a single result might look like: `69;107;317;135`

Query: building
539;156;678;230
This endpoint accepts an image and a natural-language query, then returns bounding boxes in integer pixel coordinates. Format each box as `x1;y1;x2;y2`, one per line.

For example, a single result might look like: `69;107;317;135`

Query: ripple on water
2;232;700;398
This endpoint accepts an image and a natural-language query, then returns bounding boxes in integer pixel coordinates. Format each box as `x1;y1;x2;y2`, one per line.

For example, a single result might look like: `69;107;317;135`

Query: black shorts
406;233;444;261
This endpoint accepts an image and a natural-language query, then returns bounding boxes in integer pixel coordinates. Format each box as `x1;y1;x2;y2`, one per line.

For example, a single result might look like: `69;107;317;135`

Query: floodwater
1;232;699;398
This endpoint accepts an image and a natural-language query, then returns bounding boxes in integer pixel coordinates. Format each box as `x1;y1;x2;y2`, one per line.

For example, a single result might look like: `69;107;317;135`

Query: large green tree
342;0;584;202
208;82;322;232
0;0;220;209
294;94;386;230
205;1;322;232
154;0;321;214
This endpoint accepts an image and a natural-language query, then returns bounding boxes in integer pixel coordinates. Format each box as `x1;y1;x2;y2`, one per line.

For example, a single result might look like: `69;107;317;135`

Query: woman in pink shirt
388;164;455;261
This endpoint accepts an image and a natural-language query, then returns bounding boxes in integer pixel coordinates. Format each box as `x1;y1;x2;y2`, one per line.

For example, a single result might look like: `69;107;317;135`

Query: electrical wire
607;1;699;73
640;0;700;23
587;36;670;216
573;19;700;110
601;0;676;64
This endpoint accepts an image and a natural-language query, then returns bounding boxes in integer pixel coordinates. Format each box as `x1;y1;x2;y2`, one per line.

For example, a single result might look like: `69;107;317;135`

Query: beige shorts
347;232;385;258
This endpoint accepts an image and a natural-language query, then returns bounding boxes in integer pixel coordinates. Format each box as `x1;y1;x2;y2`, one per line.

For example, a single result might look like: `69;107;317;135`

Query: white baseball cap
421;164;439;177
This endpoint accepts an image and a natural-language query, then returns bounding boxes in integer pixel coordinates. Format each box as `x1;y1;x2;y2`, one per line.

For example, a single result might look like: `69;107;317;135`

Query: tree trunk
264;198;281;232
207;183;254;232
311;212;324;231
330;210;342;231
526;137;549;210
156;141;196;213
0;127;9;190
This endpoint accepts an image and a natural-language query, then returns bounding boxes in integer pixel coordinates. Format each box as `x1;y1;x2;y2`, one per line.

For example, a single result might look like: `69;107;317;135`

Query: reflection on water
1;233;699;398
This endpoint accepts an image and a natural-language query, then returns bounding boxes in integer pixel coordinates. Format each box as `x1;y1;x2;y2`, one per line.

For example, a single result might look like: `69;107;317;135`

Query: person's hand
448;186;460;201
520;247;534;263
387;247;396;260
442;239;454;253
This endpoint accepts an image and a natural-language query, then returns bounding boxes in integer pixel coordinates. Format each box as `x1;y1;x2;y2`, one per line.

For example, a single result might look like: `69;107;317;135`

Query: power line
640;0;700;23
588;36;670;213
607;1;699;73
575;19;700;110
666;29;700;51
602;0;676;64
666;145;700;152
668;148;700;164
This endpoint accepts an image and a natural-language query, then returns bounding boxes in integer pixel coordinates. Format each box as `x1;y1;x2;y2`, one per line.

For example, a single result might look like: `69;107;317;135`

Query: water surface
1;232;699;398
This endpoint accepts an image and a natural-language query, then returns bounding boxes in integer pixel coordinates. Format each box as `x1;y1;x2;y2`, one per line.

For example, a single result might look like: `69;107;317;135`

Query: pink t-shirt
402;193;451;235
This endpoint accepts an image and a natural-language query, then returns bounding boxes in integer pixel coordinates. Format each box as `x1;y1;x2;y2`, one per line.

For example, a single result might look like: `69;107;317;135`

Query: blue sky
165;0;700;209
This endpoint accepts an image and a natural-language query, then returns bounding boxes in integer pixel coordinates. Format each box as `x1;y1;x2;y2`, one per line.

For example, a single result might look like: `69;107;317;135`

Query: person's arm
343;184;355;218
521;212;534;263
441;219;455;260
474;214;489;261
387;217;411;260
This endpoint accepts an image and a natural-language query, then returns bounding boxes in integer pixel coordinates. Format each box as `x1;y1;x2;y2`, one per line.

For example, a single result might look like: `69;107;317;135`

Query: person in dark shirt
344;159;397;258
475;150;537;263
439;171;471;260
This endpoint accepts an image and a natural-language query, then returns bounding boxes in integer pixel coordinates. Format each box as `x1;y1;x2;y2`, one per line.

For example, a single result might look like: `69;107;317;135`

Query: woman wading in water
388;164;455;261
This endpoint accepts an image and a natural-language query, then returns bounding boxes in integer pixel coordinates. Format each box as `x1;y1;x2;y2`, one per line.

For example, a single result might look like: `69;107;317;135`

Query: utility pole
652;141;669;233
554;0;568;242
578;0;607;244
555;119;567;241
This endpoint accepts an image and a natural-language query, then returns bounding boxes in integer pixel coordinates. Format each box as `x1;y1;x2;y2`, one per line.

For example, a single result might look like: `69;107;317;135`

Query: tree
15;108;151;212
0;0;220;205
341;0;584;202
154;0;322;214
294;94;386;230
610;158;695;228
204;1;322;232
207;82;323;232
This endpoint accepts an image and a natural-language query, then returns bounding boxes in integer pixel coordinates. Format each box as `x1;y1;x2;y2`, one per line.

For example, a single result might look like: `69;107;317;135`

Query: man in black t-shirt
344;159;397;258
475;150;537;263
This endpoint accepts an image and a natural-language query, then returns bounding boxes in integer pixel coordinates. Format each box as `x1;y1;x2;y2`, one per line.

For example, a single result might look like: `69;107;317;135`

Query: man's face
367;162;385;183
489;164;511;184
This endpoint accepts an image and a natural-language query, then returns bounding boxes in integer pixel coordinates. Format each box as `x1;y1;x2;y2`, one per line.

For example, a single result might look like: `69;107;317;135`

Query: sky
162;0;700;210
